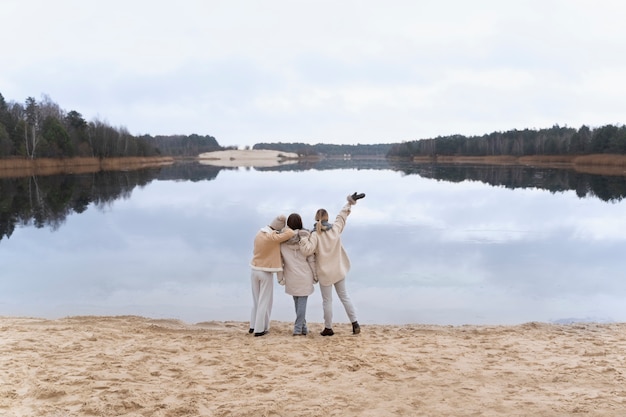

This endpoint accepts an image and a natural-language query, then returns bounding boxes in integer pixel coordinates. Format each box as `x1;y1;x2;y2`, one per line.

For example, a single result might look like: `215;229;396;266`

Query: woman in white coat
279;213;318;336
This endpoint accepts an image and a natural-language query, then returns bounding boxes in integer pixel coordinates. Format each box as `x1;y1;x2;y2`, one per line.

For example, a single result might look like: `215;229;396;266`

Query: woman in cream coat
280;213;318;336
299;192;365;336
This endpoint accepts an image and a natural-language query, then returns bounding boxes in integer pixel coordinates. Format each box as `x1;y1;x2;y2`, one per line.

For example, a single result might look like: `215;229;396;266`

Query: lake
1;160;625;325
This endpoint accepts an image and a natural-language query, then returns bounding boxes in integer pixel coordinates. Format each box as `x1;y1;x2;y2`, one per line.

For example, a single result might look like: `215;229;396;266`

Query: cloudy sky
2;0;625;147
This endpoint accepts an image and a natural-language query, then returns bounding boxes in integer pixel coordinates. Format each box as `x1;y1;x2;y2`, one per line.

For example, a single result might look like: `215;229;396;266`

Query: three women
260;192;365;337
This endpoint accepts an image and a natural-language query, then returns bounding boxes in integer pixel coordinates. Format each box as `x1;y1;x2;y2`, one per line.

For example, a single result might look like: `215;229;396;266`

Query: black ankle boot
320;328;334;336
352;321;361;334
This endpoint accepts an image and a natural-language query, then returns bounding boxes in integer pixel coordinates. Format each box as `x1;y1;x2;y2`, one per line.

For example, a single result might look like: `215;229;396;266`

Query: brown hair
287;213;303;230
314;209;328;233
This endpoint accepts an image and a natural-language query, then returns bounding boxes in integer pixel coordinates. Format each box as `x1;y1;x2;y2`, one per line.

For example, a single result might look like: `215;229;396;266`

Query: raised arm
335;192;366;233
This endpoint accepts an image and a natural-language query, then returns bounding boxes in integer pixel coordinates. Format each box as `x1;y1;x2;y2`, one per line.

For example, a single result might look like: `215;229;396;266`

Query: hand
347;192;366;204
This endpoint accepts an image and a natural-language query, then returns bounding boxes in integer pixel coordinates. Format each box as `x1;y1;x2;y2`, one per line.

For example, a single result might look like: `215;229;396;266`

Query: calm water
1;161;625;325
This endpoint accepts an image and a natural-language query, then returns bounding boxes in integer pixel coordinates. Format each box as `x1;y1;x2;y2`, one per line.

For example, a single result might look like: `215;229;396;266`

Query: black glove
348;192;366;204
351;192;365;201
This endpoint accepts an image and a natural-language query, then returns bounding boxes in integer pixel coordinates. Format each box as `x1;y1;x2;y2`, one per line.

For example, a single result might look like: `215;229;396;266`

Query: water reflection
387;161;626;202
0;164;228;241
1;161;625;325
2;161;625;242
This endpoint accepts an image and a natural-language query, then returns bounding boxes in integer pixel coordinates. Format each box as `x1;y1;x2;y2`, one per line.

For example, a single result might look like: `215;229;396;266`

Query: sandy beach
1;316;626;416
198;149;299;168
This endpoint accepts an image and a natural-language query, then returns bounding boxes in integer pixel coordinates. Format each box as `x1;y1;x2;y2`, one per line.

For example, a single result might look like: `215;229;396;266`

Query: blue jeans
293;296;309;335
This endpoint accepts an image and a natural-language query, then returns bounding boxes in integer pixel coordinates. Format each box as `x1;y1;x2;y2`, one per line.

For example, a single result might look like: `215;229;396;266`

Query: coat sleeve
298;232;317;256
334;203;352;234
267;228;296;243
306;254;318;283
276;270;285;285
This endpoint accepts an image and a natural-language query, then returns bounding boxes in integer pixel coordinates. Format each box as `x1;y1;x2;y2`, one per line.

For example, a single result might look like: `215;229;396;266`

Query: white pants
250;269;274;332
320;279;357;329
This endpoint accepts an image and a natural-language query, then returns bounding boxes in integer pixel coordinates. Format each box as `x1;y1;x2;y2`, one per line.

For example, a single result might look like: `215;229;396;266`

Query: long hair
287;213;303;230
314;208;328;233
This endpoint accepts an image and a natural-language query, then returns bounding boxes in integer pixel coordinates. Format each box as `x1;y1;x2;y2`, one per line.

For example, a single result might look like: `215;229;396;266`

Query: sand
1;316;626;417
198;150;299;168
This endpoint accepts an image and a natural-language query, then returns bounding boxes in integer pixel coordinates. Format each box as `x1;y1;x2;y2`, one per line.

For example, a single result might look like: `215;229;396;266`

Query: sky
2;0;626;148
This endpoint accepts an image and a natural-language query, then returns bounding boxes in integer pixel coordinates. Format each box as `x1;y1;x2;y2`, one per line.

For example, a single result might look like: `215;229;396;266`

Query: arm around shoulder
298;231;317;256
270;228;296;242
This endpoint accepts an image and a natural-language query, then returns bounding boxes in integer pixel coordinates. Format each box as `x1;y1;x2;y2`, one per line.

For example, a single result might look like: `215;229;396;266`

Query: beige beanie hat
269;215;286;230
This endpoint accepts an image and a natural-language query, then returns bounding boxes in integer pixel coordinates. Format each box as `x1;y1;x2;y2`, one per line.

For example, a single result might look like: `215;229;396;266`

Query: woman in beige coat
249;215;295;337
279;213;318;336
299;192;365;336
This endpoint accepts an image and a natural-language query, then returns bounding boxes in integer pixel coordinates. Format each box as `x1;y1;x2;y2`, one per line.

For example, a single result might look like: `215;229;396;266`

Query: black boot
320;328;334;336
352;321;361;334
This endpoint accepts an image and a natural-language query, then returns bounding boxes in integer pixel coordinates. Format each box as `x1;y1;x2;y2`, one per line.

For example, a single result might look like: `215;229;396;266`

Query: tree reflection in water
1;160;624;241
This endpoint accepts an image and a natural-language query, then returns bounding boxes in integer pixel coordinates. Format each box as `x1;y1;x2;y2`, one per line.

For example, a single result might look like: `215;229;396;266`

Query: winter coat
299;203;352;286
280;231;318;296
250;226;295;272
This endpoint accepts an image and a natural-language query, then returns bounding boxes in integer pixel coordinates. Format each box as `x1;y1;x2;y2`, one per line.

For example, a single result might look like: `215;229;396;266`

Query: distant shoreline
408;154;626;176
0;156;175;178
1;152;625;178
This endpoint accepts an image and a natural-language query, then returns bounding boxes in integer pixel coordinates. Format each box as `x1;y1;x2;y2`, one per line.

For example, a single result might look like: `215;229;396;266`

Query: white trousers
320;279;357;329
250;269;274;332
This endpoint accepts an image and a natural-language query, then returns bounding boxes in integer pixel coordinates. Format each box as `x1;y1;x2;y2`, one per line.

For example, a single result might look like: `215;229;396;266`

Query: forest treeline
253;142;393;157
0;92;224;159
386;125;626;158
137;134;223;156
253;125;626;159
3;92;625;160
